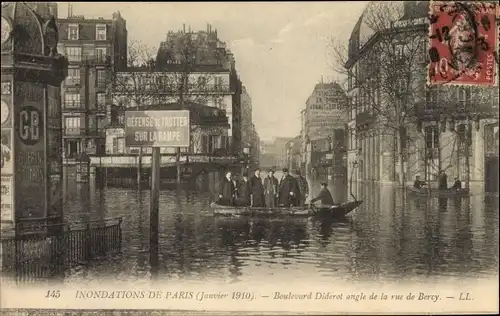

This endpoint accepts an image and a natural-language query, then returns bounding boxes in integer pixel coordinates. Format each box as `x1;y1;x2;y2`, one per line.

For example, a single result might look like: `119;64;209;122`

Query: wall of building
57;13;127;159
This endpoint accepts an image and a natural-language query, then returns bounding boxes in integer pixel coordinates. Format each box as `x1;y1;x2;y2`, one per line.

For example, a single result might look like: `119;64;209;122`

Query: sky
57;2;369;141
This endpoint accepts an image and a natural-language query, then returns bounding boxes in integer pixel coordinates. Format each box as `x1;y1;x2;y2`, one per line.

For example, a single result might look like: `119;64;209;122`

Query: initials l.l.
459;292;472;301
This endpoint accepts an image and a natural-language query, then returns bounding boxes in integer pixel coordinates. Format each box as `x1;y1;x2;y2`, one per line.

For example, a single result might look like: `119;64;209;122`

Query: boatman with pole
310;182;335;207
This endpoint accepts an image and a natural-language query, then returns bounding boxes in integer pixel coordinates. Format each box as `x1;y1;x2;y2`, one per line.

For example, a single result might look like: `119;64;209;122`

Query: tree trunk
397;129;405;186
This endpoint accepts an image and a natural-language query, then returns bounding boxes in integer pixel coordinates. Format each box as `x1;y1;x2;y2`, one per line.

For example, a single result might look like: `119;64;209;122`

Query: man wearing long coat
236;173;251;206
218;171;235;206
295;170;309;206
278;168;300;206
263;169;279;208
250;168;265;207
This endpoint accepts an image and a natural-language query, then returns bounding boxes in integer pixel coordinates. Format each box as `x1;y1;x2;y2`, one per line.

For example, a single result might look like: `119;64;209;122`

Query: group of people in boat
413;170;463;190
217;168;335;207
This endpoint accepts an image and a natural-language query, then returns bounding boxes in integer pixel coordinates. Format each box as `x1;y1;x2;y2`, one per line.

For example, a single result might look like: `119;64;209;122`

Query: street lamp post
243;146;250;175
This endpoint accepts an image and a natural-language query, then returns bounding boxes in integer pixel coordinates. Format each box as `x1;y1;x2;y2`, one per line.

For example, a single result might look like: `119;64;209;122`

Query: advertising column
1;80;14;227
13;82;46;220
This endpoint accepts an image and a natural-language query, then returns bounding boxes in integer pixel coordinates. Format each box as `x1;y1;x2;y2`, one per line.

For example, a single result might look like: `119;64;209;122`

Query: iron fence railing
0;218;122;282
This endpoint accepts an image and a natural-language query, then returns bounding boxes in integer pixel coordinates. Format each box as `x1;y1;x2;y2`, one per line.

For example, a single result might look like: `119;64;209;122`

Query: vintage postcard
0;1;499;315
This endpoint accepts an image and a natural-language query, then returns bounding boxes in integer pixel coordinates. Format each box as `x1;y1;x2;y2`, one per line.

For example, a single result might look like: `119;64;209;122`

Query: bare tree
329;2;429;185
155;32;229;184
112;35;230;185
430;85;499;188
110;39;163;187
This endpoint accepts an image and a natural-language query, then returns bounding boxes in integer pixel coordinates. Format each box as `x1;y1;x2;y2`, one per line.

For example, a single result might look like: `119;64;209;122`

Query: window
95;47;108;62
418;37;427;63
197;76;207;87
64;93;80;108
68;24;79;40
66;47;81;62
66;68;80;85
395;43;405;61
214;77;223;89
396;79;406;95
65;117;81;130
97;93;106;109
426;88;438;109
457;87;467;108
425;126;439;148
96;25;107;41
97;70;107;88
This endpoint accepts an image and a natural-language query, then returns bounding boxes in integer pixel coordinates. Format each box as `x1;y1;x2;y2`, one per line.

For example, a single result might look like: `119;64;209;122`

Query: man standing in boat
232;173;240;201
451;177;462;190
438;170;448;189
310;182;334;206
278;168;299;207
236;172;251;206
295;170;309;206
218;171;236;206
250;168;265;207
263;169;279;208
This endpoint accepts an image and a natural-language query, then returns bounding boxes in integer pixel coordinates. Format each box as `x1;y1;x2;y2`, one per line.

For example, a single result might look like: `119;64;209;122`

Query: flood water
57;171;499;286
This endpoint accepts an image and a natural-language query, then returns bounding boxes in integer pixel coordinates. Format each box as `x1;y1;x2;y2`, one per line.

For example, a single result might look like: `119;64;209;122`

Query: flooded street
61;173;499;286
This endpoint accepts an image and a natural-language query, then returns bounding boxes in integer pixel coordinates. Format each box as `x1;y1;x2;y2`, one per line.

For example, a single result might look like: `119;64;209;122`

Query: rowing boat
407;187;470;197
210;200;363;218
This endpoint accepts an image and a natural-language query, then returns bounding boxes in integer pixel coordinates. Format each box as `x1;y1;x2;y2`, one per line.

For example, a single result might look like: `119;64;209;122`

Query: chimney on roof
183;24;185;33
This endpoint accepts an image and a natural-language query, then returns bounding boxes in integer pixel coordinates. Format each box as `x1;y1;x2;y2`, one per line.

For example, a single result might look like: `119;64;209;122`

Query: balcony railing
83;55;112;64
114;83;231;94
63;128;105;137
355;110;375;126
90;103;107;112
198;116;229;126
63;102;85;111
64;78;80;86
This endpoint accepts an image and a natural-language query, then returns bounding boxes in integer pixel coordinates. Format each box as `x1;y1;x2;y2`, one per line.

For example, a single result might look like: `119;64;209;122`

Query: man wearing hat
278;168;299;207
218;171;235;206
250;168;265;207
236;172;251;206
310;182;334;206
295;170;309;206
264;169;279;208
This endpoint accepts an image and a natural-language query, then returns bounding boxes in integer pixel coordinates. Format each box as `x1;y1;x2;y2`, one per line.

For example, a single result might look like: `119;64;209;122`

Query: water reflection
53;178;499;284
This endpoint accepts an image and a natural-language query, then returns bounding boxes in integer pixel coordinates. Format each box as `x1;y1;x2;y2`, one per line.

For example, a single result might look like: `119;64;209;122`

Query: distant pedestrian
451;177;462;190
218;171;235;206
295;170;309;206
438;170;448;189
263;169;279;208
413;175;427;189
250;168;265;207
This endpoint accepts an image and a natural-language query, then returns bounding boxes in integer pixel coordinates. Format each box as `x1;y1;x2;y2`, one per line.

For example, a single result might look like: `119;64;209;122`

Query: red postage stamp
427;1;498;86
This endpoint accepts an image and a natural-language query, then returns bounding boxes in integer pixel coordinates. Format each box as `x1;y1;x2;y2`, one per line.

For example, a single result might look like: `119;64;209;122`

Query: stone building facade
300;81;348;180
57;11;128;160
345;1;499;191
